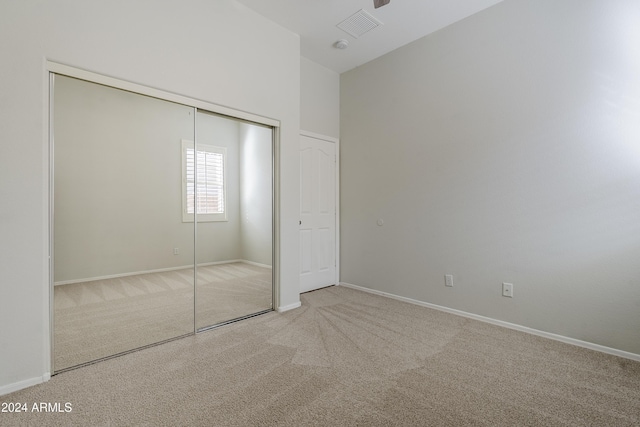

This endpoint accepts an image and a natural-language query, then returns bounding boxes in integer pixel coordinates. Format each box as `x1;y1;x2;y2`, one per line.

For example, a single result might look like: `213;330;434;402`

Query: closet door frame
47;61;280;373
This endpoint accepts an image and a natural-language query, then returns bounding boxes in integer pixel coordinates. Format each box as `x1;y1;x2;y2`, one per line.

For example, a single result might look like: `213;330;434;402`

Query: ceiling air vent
336;9;383;39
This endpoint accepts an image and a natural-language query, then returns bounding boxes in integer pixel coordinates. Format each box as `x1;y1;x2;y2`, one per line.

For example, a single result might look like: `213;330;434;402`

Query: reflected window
182;140;227;222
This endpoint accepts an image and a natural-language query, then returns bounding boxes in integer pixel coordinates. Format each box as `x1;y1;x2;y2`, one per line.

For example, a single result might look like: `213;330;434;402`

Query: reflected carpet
54;262;272;371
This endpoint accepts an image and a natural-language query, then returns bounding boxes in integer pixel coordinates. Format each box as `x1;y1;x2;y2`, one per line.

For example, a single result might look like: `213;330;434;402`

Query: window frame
181;139;228;223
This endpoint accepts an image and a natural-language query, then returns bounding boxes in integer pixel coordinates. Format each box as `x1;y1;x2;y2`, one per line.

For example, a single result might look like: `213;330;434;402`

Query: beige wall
239;123;273;266
195;112;243;267
341;0;640;355
54;78;249;283
0;0;299;392
300;57;340;139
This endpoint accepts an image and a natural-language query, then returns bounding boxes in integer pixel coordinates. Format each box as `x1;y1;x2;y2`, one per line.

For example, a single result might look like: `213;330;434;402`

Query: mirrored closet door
52;74;274;372
194;112;273;330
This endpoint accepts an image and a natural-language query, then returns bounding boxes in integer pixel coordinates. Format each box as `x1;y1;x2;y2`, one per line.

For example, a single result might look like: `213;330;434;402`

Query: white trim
300;130;339;144
0;373;50;397
272;127;281;312
241;260;273;269
334;136;340;287
46;61;280;128
339;282;640;362
277;301;302;313
53;260;271;286
46;62;55;377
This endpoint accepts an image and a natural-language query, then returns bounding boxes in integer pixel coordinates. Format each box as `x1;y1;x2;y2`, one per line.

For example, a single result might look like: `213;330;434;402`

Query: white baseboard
339;282;640;362
54;264;198;286
0;373;50;397
54;259;272;286
240;260;273;269
277;301;301;313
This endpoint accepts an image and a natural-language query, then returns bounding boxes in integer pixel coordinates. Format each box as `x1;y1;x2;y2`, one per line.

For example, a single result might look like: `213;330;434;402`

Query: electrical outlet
445;274;454;287
173;248;179;255
502;282;513;298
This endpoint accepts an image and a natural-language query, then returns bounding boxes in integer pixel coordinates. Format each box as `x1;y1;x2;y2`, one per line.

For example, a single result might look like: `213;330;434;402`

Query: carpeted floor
3;285;639;426
54;262;272;371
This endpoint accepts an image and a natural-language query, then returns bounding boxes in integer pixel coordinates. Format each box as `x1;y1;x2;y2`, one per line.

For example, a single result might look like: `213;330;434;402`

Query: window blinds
186;147;225;215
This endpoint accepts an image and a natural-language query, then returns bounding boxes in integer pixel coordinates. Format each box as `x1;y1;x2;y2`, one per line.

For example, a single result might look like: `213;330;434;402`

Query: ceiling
235;0;504;74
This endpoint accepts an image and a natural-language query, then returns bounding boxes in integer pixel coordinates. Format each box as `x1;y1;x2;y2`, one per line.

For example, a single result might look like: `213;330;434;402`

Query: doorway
299;132;339;293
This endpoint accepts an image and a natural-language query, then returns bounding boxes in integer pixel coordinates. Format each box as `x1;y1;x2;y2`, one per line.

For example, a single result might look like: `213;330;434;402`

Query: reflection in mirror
195;112;273;330
53;75;195;371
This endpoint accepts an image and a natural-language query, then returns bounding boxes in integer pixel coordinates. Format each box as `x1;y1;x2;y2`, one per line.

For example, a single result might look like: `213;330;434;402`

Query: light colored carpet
54;262;272;371
195;263;272;329
4;286;639;426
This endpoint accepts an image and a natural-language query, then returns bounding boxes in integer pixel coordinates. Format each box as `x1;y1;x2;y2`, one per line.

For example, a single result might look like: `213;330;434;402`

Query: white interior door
299;134;336;293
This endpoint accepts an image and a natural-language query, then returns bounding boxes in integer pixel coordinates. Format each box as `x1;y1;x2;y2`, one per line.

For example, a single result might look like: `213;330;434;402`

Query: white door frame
300;130;340;289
